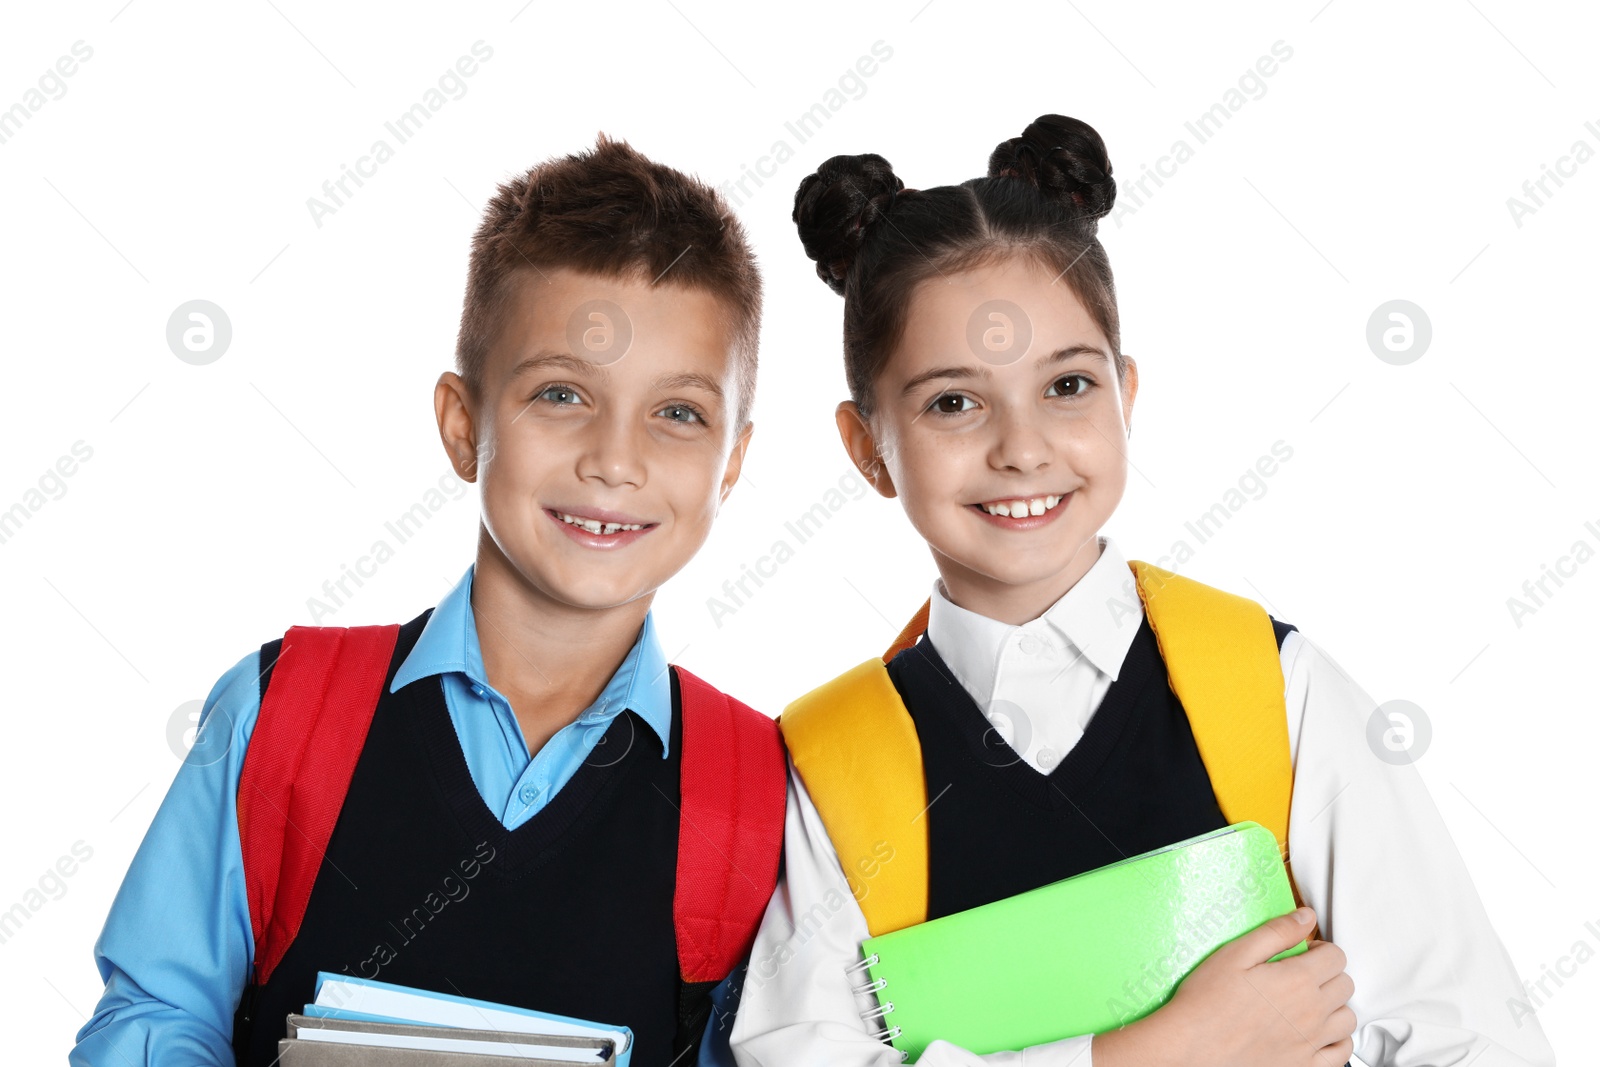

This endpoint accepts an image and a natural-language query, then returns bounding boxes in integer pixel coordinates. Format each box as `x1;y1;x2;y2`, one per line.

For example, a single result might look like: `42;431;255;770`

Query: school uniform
70;562;742;1067
729;536;1556;1066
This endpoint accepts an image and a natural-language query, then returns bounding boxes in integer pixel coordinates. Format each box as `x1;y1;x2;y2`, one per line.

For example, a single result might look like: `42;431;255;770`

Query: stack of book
275;973;630;1065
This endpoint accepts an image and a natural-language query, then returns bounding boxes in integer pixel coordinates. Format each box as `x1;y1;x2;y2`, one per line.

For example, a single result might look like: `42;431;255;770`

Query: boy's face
837;255;1138;622
439;267;751;612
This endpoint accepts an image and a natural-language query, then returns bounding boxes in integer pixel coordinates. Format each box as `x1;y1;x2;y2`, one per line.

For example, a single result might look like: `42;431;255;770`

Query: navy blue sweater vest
887;612;1295;921
231;608;692;1067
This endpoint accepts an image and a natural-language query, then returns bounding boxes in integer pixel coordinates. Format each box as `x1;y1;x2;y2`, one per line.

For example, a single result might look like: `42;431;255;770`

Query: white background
2;1;1594;1062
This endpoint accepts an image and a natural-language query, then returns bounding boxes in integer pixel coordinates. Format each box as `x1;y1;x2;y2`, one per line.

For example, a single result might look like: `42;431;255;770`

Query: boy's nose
576;417;648;488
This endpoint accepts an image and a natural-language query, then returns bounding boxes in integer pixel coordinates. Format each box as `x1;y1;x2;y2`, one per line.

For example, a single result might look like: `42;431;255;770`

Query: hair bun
792;153;906;295
988;114;1115;221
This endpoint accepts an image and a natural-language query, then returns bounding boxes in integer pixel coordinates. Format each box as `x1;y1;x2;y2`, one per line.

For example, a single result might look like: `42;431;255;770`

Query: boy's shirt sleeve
727;756;1097;1067
68;648;263;1067
1281;630;1557;1067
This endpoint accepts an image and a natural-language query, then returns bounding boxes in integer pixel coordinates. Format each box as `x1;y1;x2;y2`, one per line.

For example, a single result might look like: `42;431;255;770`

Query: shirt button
470;683;485;697
1018;634;1042;656
1037;746;1059;769
518;784;539;804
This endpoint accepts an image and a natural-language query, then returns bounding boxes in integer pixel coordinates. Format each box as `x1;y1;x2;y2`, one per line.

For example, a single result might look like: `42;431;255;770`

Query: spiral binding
848;953;903;1057
844;952;879;975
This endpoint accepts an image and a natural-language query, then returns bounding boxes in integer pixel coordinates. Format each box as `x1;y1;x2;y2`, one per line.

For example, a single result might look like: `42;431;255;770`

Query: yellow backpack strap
778;604;933;937
1127;560;1296;873
782;564;1304;936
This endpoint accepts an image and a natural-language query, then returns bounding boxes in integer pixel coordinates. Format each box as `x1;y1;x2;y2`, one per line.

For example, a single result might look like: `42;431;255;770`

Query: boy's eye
928;393;976;415
1046;374;1093;398
537;384;583;405
657;403;704;425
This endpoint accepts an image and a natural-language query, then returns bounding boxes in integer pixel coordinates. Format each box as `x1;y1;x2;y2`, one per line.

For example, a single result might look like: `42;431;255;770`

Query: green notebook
857;822;1307;1062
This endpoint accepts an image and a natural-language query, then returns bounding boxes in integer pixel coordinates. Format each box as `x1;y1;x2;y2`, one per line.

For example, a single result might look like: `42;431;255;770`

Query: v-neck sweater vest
887;612;1296;921
232;608;686;1067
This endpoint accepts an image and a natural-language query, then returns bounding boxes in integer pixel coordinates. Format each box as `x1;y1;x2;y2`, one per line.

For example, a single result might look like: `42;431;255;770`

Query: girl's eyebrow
899;344;1110;397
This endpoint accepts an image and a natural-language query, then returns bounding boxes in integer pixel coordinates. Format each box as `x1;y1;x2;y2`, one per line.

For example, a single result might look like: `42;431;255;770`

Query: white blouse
729;537;1557;1067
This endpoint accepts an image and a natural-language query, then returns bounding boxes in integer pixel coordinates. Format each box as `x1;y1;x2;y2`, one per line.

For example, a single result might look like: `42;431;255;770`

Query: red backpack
235;622;785;1032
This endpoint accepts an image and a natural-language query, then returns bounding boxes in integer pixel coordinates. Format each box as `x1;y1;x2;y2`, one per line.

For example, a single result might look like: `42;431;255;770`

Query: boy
70;134;781;1067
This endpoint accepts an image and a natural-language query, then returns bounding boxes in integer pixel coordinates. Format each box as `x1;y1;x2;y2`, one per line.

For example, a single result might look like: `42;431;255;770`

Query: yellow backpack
779;560;1307;938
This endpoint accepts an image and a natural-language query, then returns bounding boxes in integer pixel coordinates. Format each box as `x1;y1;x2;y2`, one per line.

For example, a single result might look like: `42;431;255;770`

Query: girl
728;116;1556;1066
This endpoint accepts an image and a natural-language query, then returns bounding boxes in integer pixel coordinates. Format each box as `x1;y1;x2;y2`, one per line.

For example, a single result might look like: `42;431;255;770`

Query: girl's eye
1046;374;1093;398
537;384;582;405
928;393;976;415
658;403;704;425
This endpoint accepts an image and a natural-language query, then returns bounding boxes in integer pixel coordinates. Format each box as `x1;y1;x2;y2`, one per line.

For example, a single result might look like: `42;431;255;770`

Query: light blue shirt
69;562;739;1065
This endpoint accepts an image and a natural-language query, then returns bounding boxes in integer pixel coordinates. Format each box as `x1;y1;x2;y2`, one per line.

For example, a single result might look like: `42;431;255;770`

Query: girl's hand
1093;907;1357;1067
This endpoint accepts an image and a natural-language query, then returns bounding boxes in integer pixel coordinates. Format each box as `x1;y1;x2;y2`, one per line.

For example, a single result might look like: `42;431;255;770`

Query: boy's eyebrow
899;344;1109;397
655;372;725;402
510;351;606;378
510;352;725;405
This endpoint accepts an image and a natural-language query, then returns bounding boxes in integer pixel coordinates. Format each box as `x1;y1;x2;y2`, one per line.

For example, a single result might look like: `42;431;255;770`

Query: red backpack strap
237;623;400;985
671;665;786;984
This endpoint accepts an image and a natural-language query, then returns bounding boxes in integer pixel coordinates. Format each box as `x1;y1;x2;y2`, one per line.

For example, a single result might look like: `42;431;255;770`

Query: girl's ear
835;401;897;499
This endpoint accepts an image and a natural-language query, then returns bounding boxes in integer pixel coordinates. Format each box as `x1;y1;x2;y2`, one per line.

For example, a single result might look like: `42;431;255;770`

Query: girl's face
837;255;1138;624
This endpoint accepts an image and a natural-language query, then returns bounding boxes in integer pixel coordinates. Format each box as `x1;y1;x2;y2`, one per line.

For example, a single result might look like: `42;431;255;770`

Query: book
278;1014;617;1065
856;821;1308;1062
276;973;633;1066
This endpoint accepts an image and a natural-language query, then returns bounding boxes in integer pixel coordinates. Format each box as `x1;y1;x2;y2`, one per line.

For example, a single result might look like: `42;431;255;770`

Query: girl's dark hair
792;114;1121;417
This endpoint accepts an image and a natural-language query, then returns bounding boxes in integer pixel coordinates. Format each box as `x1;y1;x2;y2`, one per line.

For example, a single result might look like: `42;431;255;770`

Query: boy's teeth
558;512;644;535
981;495;1062;518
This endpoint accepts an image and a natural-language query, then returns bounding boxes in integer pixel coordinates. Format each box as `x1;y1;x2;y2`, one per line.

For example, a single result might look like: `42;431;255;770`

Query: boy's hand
1094;907;1357;1067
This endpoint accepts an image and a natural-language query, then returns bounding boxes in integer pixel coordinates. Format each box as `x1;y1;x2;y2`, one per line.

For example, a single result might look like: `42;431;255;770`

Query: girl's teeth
980;495;1064;518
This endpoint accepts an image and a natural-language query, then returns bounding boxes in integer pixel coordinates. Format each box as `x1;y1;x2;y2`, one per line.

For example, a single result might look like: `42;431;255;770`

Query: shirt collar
390;563;673;756
926;535;1143;698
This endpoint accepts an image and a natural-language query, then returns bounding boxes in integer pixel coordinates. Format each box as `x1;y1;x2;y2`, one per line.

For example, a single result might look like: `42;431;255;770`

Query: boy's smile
546;504;655;546
436;266;752;614
837;255;1138;625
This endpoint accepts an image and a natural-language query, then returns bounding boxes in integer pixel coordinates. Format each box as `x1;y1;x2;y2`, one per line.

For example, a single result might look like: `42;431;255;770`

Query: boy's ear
718;421;755;504
1120;355;1139;436
435;371;480;481
835;401;896;499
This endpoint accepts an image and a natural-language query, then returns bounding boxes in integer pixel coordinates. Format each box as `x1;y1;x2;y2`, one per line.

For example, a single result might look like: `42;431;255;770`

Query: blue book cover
309;971;632;1066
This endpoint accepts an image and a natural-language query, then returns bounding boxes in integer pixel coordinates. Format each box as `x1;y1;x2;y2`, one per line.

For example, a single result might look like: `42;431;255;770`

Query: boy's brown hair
455;133;763;426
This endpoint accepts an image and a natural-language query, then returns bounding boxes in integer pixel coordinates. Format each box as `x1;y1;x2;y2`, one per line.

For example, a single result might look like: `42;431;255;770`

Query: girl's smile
970;490;1070;528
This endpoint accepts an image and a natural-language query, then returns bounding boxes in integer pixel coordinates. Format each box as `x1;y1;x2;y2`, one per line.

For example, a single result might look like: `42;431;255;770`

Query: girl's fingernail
1295;907;1314;924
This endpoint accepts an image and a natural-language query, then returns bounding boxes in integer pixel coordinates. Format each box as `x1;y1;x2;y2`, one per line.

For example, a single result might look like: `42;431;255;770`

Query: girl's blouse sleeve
729;754;1099;1067
1280;629;1557;1067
